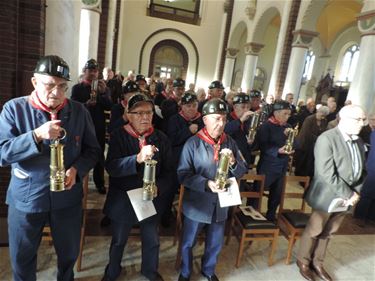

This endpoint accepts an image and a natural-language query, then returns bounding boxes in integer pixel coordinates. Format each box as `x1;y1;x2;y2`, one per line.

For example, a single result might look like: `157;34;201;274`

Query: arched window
253;67;266;91
339;44;360;82
302;50;315;81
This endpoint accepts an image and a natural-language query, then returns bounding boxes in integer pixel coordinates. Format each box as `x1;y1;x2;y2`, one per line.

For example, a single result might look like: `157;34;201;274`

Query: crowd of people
0;55;373;281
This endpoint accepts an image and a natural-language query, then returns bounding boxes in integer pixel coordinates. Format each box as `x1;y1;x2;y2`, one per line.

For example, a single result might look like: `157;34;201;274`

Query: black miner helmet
181;92;198;105
127;93;154;112
272;100;291;112
83;59;99;70
173;78;185;88
233;93;250;105
202;98;228;116
249;89;261;98
123;81;139;94
208;80;224;89
34;55;71;81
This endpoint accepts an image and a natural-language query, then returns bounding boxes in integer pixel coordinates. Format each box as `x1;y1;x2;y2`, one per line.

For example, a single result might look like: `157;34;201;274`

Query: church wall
116;0;225;89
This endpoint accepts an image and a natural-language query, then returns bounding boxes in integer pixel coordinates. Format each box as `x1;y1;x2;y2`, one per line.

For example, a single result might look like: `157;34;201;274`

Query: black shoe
97;186;106;194
178;273;190;281
100;216;111;227
201;272;219;281
145;272;164;281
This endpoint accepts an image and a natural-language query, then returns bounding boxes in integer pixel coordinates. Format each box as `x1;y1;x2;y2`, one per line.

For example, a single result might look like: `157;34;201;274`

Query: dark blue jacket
167;113;203;166
224;113;253;166
103;127;173;222
257;121;294;187
177;134;247;224
0;97;100;213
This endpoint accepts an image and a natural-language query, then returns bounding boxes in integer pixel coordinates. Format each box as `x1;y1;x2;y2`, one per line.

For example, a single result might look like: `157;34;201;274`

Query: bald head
338;105;366;135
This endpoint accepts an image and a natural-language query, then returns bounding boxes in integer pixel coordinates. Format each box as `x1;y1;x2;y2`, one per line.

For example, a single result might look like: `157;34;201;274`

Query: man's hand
189;124;198;134
97;79;107;94
345;193;360;206
278;145;294;155
65;167;77;190
240;111;254;123
207;180;226;193
137;145;158;163
33;120;62;143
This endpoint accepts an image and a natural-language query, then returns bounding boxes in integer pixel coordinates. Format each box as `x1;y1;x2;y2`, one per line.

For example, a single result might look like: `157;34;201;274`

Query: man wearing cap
163;92;203;226
159;78;186;132
224;93;255;167
177;98;247;281
198;80;225;113
136;74;149;95
71;59;112;194
0;55;100;281
256;100;296;222
108;80;139;134
102;94;173;281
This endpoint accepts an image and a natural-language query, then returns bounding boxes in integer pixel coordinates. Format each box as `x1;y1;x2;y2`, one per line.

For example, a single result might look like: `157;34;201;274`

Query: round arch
139;28;199;84
228;21;247;48
251;7;281;43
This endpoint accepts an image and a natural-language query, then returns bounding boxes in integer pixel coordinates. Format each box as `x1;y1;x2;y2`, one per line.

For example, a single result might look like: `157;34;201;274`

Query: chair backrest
279;175;310;213
239;173;266;212
176;185;185;226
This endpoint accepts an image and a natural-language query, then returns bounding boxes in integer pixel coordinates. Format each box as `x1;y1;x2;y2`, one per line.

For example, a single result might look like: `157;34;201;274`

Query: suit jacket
305;127;366;212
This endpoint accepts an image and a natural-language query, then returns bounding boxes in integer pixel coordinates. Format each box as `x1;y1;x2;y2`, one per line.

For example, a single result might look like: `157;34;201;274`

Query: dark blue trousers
180;216;225;278
8;204;82;281
104;214;160;280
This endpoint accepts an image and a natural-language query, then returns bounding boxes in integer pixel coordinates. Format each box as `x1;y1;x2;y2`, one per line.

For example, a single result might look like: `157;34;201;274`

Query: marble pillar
241;42;264;92
282;30;318;100
105;0;117;68
45;0;82;84
79;0;101;72
222;48;239;89
347;4;375;113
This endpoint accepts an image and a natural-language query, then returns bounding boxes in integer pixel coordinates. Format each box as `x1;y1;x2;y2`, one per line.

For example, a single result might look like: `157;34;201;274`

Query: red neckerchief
197;128;226;161
161;91;169;99
179;110;201;122
230;111;244;131
268;116;286;126
123;123;154;149
29;90;67;120
82;79;91;86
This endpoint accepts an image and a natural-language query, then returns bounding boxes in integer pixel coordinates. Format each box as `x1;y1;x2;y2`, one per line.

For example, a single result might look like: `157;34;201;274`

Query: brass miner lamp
247;112;260;143
215;148;232;190
284;124;298;154
50;128;67;192
143;159;158;200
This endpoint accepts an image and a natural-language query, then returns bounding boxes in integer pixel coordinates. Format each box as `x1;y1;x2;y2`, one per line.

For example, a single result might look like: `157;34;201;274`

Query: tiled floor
1;179;375;281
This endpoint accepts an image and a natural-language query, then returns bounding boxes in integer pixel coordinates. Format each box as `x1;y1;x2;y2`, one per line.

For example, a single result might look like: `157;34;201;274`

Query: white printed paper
218;177;242;208
127;188;157;221
328;198;349;213
239;206;267;220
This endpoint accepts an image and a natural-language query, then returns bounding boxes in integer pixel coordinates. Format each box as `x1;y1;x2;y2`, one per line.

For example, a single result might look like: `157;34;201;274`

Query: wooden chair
226;173;279;267
42;175;89;271
277;175;310;264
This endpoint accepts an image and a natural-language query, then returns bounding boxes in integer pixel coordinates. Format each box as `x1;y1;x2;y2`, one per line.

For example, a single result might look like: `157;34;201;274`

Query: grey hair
317;105;330;116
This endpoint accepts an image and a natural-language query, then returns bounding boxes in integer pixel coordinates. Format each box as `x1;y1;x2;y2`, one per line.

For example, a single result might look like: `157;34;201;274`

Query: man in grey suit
296;105;367;281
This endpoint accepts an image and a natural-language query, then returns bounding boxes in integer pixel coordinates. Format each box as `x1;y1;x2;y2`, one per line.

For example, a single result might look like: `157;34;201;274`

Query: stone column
282;29;319;100
222;48;239;89
241;42;264;92
79;0;101;73
347;4;375;113
45;0;82;84
105;0;117;68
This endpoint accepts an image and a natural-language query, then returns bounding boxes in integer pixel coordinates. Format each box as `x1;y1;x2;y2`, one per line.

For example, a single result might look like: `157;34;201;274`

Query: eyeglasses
39;80;69;93
346;116;367;123
128;111;153;117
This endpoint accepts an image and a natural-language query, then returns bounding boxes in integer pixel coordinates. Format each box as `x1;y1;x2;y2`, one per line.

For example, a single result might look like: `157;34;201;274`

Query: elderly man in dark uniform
71;59;112;194
256;100;295;222
297;105;366;281
101;94;173;281
198;80;225;113
177;98;247;281
0;55;100;281
163;92;203;226
224;93;255;167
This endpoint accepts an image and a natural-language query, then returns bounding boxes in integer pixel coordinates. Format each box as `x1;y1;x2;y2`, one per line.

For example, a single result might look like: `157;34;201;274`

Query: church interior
1;0;375;280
